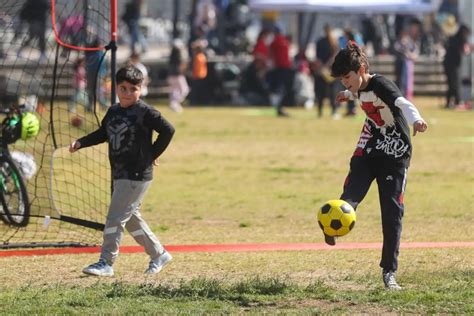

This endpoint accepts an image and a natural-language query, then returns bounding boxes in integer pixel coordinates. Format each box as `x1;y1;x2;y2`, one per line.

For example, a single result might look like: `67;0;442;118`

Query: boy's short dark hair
116;65;144;85
331;42;369;77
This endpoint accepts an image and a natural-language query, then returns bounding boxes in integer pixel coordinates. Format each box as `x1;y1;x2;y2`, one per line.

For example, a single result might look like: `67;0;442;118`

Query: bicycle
0;106;39;227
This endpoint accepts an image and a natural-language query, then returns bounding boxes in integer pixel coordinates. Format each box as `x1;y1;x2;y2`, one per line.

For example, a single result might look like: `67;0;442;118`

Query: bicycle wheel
0;203;12;225
0;157;13;226
0;154;30;227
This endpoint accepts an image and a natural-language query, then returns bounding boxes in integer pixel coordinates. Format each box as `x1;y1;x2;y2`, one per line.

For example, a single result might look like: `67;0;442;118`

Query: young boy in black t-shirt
69;65;175;277
330;43;428;290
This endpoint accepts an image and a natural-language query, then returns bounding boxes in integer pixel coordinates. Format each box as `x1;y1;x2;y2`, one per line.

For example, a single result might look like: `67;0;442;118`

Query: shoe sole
324;234;336;246
82;269;114;277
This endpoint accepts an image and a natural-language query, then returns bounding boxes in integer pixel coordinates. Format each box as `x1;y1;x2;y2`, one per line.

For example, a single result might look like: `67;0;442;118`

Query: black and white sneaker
383;270;402;290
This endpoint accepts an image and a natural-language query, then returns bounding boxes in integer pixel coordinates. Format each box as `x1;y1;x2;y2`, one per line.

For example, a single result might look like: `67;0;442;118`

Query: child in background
68;57;88;114
85;38;108;111
69;65;175;277
189;39;208;105
293;60;315;109
443;24;471;109
330;42;428;290
167;39;189;112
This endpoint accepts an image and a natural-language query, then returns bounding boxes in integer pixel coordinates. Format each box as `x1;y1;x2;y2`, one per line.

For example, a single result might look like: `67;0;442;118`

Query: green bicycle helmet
20;112;40;140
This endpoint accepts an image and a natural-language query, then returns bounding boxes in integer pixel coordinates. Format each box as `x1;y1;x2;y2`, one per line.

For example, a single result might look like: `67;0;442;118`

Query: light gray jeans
100;179;164;265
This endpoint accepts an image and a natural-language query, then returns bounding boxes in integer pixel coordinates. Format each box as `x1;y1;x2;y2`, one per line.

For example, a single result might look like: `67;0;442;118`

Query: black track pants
340;157;408;272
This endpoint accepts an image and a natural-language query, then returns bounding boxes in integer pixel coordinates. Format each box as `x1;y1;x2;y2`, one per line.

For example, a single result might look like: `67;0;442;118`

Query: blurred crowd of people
0;0;472;116
237;11;472;116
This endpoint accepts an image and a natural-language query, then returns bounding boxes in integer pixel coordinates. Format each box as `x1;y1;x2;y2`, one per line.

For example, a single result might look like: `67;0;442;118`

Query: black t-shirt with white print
354;74;412;167
78;100;175;181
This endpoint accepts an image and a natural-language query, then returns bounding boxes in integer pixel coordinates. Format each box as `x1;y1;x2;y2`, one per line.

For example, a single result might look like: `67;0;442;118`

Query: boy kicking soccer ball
329;42;428;290
69;65;175;276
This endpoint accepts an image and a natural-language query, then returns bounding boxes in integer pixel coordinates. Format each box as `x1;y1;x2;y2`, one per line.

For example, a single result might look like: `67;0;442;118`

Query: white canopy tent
248;0;438;51
248;0;437;14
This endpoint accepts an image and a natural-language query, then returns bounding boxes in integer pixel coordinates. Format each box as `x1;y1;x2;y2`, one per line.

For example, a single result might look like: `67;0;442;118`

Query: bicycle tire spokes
0;156;29;227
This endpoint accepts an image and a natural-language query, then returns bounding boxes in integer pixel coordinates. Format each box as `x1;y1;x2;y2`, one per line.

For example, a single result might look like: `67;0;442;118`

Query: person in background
338;28;365;116
293;60;315;110
420;13;445;57
129;53;149;99
16;0;50;61
59;15;85;55
193;0;217;41
68;57;88;114
394;19;420;101
252;29;271;63
314;24;339;118
85;39;108;111
361;15;385;56
268;26;293;117
238;28;272;106
239;56;270;105
443;24;471;109
189;40;208;105
294;48;309;70
122;0;148;55
167;39;190;112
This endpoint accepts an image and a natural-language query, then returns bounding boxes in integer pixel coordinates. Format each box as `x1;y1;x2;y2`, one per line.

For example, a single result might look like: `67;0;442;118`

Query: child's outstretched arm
394;97;428;136
70;120;108;150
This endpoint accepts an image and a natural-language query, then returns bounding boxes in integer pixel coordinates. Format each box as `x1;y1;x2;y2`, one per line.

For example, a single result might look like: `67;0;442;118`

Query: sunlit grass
0;97;472;313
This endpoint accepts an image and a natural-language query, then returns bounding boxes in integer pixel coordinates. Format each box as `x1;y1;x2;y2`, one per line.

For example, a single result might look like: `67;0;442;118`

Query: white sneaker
170;102;183;113
383;270;402;290
145;251;172;274
82;259;114;277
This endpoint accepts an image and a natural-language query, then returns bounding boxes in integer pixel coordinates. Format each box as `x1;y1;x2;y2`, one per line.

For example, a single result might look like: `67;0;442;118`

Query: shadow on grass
105;276;335;307
2;271;472;313
103;269;473;313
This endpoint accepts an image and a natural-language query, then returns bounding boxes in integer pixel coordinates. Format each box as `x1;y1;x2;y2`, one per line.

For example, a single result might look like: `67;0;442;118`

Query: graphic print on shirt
359;92;395;129
356;91;408;158
360;102;385;126
107;115;136;157
375;129;409;158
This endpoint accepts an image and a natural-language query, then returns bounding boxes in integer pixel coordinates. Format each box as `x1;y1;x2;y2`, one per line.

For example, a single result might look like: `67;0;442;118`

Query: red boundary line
1;242;473;257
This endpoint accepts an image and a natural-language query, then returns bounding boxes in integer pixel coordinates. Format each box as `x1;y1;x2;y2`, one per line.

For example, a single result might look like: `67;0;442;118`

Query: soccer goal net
0;0;117;248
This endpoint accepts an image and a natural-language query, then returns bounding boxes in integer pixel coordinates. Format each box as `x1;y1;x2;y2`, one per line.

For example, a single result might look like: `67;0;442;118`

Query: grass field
0;97;473;314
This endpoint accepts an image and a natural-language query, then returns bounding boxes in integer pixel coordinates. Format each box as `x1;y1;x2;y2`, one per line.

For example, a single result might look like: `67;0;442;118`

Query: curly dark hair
116;65;144;85
331;42;369;77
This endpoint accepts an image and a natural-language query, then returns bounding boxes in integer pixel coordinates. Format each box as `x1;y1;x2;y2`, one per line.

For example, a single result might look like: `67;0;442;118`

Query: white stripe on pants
100;179;164;265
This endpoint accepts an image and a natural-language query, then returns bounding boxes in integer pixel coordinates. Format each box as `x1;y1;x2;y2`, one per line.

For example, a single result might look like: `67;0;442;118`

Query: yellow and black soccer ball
317;199;356;237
